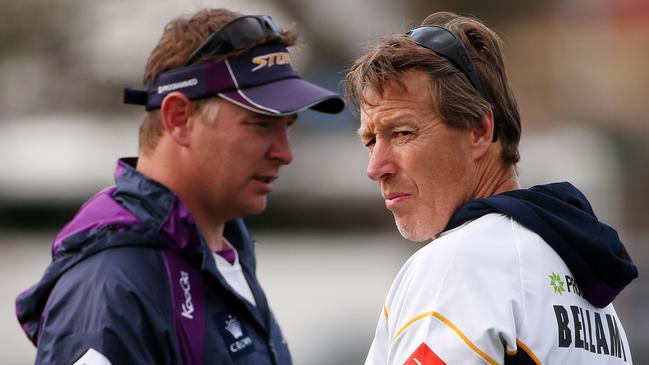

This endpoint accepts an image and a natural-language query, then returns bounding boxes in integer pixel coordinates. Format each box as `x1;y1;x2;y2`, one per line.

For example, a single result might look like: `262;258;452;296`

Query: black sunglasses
183;15;281;66
406;26;486;100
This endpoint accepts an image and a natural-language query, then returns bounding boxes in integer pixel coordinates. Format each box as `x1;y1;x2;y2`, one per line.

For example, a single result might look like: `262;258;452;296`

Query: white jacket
366;214;632;365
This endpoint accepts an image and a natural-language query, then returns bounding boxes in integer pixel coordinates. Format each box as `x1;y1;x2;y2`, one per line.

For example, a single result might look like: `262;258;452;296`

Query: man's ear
470;108;495;160
161;92;194;147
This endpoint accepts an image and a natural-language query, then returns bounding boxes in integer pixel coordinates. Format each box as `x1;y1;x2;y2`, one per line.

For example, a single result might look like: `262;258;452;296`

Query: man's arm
35;246;176;365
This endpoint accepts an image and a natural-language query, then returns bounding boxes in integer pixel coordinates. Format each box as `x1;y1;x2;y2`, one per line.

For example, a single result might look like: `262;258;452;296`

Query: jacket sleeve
35;246;178;365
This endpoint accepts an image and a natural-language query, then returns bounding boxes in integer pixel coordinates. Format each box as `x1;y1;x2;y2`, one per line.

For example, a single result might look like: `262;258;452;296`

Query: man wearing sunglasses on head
17;8;343;365
346;12;636;365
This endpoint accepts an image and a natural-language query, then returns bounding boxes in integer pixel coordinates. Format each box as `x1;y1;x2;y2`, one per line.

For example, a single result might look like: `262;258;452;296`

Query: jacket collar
114;158;256;267
114;157;201;252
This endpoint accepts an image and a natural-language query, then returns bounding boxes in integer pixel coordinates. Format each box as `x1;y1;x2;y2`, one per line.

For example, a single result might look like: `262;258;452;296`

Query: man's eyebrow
357;125;377;140
357;115;417;138
379;113;418;128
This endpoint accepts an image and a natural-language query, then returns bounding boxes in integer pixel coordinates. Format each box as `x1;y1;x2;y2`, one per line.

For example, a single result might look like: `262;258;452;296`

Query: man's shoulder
382;214;526;356
57;246;168;296
38;246;177;365
384;214;529;307
419;213;517;261
388;214;520;298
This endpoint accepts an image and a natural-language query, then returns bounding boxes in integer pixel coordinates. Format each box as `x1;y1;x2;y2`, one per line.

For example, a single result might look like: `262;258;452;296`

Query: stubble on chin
393;214;434;243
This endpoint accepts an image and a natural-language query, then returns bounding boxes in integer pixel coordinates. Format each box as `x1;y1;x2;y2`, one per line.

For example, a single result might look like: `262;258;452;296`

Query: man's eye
392;131;414;142
253;121;272;129
364;137;376;148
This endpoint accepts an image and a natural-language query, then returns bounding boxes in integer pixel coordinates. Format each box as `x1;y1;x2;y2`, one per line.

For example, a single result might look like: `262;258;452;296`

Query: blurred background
1;0;647;363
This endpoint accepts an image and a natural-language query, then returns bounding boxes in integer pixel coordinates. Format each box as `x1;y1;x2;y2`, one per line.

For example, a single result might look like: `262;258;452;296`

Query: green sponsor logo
549;272;566;295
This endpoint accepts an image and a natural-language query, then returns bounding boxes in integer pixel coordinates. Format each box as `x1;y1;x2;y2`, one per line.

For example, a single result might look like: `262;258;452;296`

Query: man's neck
136;151;228;252
194;218;227;252
471;150;520;200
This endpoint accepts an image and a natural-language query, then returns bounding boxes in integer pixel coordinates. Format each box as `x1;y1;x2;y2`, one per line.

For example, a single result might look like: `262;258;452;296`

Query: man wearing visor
17;8;343;365
346;12;636;364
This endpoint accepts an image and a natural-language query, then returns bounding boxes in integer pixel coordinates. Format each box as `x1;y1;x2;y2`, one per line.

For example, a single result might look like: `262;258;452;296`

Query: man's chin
394;216;434;243
238;197;268;217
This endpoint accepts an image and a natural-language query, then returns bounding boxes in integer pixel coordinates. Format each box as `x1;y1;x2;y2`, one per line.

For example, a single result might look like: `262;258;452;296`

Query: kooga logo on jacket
180;271;194;319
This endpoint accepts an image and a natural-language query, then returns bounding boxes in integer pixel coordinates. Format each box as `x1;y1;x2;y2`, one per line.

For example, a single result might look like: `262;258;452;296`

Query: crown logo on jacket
225;315;243;339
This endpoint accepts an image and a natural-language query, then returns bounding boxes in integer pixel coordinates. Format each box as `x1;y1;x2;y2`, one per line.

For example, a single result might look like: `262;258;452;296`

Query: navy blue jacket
16;158;292;365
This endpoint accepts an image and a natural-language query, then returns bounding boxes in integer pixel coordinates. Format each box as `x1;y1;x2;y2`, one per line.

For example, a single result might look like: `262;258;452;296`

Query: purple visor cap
124;44;344;115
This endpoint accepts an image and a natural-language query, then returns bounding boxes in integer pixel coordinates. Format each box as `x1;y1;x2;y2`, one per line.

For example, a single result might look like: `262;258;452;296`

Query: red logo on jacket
404;343;446;365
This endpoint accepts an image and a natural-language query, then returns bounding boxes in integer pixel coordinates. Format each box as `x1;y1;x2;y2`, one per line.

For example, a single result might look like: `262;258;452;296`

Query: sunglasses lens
409;27;455;59
260;15;280;33
407;26;485;99
225;17;267;49
185;15;281;66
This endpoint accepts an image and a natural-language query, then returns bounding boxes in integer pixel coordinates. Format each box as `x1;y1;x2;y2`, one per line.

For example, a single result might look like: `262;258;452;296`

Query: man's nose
366;140;396;181
268;128;293;165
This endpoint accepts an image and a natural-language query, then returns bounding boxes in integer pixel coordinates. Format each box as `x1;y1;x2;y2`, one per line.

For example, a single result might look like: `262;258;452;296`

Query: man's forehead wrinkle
361;78;410;107
366;104;419;126
364;89;410;106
